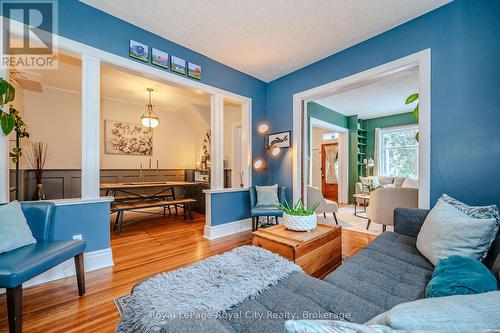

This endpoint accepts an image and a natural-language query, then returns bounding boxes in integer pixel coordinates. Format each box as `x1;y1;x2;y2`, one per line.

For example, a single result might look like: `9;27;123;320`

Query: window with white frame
380;125;418;178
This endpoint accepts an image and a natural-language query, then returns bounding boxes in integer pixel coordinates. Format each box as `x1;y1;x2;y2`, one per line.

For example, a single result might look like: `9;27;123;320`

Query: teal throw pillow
425;255;498;298
255;184;279;206
0;200;37;254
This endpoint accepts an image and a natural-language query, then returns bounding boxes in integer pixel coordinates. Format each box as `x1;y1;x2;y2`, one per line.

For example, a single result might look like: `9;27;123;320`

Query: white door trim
308;117;349;204
293;49;431;208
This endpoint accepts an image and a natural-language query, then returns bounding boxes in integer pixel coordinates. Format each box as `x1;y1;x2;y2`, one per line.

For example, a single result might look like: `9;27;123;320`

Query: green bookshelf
357;120;367;177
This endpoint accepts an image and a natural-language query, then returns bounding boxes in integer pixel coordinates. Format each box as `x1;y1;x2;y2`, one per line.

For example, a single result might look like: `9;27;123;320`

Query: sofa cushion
392;177;405;188
367;291;500;332
425;255;498;298
0;200;37;254
401;177;418;189
323;232;433;321
417;200;498;265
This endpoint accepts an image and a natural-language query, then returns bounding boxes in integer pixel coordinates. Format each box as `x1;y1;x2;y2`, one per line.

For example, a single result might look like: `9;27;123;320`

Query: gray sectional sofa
160;208;500;333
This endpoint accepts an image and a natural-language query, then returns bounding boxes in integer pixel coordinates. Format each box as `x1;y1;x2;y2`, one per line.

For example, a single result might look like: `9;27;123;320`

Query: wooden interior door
321;143;338;201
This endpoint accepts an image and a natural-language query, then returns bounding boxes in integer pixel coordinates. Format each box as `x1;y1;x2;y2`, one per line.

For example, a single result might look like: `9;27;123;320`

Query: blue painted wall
210;191;251;225
267;0;500;208
53;202;111;252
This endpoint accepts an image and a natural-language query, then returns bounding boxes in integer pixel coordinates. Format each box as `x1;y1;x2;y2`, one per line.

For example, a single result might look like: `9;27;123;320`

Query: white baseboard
204;218;252;240
0;247;114;293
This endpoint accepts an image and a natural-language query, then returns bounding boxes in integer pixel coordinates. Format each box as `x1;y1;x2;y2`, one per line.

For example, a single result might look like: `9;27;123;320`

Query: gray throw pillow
0;201;37;253
366;291;500;332
416;199;498;265
255;184;279;206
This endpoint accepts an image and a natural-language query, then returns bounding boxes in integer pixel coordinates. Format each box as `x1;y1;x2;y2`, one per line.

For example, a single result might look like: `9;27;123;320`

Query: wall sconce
270;146;281;157
253;158;266;171
257;123;269;135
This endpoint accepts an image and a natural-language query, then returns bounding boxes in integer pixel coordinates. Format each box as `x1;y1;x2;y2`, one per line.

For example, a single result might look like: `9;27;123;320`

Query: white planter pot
282;213;317;231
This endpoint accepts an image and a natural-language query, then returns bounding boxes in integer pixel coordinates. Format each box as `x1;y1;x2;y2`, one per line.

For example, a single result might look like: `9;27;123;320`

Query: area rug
319;205;392;235
116;245;302;332
114;254;352;317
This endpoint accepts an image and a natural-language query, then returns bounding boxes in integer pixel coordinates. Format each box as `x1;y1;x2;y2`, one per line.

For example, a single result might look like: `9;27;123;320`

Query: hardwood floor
0;210;375;332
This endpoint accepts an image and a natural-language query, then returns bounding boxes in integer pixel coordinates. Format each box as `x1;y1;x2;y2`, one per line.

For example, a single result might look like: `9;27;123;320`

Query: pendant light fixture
141;88;159;129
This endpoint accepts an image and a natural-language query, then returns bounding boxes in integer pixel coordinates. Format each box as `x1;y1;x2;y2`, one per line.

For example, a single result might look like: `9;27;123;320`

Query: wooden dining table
100;181;202;233
100;180;201;198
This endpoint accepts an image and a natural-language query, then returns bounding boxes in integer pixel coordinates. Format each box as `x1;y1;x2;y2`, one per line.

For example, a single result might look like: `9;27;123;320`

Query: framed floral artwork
104;120;153;155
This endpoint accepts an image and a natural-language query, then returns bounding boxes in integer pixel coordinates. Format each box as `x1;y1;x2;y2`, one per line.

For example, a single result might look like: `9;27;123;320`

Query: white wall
21;87;82;169
223;104;242;169
18;86;199;170
100;98;196;169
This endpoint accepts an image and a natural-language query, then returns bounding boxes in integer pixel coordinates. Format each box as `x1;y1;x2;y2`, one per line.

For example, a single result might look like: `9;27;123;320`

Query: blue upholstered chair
249;185;286;231
0;202;86;333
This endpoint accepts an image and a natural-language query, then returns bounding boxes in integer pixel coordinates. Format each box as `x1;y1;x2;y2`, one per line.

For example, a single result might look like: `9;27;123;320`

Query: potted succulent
276;199;319;231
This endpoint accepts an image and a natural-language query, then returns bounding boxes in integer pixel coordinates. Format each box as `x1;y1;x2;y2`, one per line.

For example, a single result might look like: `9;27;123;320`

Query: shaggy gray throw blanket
116;245;302;333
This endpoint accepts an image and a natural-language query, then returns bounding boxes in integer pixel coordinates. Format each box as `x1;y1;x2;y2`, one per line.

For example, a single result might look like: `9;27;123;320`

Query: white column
210;94;224;189
81;55;101;198
240;102;251;187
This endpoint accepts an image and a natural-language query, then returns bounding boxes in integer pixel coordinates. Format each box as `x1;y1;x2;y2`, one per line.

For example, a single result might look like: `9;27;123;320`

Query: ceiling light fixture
141;88;160;129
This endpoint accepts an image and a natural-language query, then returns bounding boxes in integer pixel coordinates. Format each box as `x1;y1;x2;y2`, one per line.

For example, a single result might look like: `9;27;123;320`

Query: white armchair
306;186;339;225
366;187;418;231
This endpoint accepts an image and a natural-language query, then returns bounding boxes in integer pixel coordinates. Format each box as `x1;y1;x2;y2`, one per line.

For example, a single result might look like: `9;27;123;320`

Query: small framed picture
151;48;169;68
187;62;202;80
268;131;291;148
170;56;186;75
129;40;149;62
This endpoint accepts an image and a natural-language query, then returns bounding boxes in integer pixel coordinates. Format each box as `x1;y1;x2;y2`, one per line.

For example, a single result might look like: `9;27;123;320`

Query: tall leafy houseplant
405;93;419;141
0;78;29;163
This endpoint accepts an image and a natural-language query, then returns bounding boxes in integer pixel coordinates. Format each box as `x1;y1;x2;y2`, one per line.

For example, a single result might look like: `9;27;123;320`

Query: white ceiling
315;69;418;119
81;0;450;82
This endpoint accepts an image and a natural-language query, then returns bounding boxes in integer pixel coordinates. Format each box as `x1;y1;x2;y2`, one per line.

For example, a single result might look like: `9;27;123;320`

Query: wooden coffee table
252;223;342;279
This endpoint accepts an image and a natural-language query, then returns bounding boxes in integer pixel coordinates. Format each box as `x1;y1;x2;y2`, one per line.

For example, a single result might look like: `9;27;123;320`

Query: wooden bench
112;198;197;234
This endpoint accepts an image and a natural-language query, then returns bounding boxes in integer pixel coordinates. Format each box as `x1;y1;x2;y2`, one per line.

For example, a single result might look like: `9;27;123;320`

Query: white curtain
374;128;381;176
325;145;338;184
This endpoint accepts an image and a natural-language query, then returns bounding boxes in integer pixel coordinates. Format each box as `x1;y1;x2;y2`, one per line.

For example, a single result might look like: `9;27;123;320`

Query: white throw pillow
255;184;279;206
416;200;498;265
0;201;37;254
401;177;418;188
366;291;500;332
360;176;380;188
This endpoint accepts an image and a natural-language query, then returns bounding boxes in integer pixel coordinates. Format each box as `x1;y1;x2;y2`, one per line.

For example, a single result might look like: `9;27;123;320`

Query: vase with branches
25;141;50;200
